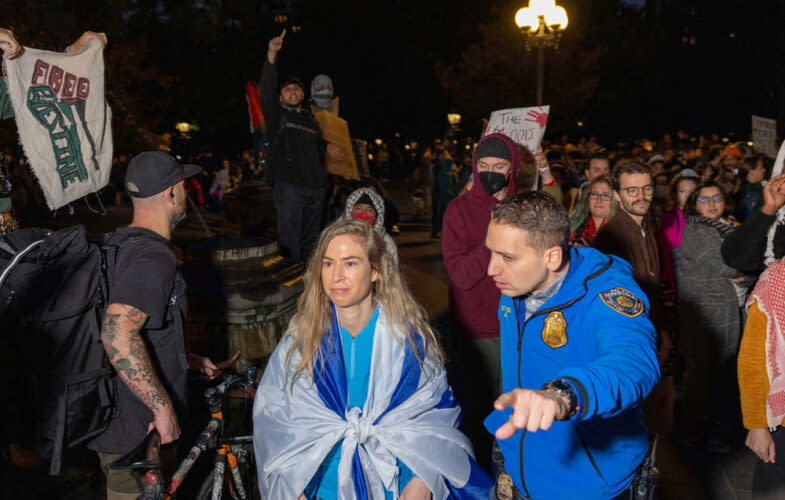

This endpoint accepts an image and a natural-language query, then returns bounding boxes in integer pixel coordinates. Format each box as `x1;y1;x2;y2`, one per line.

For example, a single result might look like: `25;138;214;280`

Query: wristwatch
542;378;579;419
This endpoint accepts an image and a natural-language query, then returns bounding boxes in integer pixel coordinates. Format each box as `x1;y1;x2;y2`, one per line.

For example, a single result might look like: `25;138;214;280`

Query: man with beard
593;162;662;321
89;152;226;499
715;145;742;196
262;29;343;263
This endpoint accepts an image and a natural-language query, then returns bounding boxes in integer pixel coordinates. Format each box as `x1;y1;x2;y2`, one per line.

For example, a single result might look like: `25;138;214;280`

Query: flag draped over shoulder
3;38;112;210
253;306;493;499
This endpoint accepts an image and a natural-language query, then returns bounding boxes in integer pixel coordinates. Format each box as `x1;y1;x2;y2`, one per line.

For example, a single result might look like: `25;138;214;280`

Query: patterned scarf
686;215;738;239
747;258;785;429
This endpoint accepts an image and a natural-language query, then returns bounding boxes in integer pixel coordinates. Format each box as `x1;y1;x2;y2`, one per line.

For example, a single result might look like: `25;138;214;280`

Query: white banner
752;115;777;158
3;39;113;210
484;105;550;153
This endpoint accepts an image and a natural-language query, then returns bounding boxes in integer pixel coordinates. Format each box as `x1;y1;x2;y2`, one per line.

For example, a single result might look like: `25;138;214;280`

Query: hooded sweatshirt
343;187;399;266
442;133;520;339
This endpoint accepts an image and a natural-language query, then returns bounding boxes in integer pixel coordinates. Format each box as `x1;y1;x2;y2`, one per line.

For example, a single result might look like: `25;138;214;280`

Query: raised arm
0;28;20;59
101;303;180;443
66;31;107;53
722;174;785;273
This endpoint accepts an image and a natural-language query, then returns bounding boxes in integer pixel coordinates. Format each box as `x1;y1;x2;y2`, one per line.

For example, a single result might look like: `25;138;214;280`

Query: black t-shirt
89;227;189;454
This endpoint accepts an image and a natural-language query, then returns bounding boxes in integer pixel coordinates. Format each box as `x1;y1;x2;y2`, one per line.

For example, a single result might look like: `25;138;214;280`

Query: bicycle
110;366;259;500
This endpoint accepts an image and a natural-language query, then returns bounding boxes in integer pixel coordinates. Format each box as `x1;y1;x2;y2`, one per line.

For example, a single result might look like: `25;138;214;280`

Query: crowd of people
4;24;785;500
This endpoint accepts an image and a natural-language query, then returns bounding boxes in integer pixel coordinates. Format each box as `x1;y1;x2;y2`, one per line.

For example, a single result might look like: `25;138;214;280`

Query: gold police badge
496;472;515;500
541;311;568;349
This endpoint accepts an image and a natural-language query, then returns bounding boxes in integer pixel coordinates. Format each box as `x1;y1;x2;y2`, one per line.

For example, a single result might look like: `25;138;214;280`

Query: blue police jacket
484;247;660;500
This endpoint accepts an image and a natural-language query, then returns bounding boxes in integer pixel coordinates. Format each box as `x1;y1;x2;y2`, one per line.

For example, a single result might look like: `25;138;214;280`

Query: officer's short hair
491;191;569;251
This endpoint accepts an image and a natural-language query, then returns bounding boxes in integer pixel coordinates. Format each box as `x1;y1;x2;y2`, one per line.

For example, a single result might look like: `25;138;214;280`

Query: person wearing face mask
442;133;532;469
310;73;336;113
343;187;399;266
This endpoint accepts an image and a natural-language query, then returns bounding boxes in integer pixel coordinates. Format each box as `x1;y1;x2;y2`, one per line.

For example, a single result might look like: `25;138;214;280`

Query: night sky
1;0;783;153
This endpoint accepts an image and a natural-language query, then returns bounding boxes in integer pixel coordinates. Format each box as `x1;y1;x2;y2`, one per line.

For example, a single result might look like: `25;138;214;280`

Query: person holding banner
261;29;343;263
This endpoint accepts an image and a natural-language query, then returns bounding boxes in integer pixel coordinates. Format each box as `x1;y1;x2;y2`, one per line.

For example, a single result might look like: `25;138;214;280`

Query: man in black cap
89;151;213;499
261;29;343;263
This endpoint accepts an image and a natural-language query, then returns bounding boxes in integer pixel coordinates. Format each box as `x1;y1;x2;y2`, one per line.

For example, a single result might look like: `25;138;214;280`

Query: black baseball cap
281;75;305;92
125;151;202;198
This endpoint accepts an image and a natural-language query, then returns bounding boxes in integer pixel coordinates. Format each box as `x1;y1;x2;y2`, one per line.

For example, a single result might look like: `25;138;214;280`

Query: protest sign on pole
484;105;550;189
312;106;359;180
752;115;777;158
3;39;113;210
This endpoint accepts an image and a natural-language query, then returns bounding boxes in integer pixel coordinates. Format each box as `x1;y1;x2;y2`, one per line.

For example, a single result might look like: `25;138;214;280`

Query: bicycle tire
195;460;260;500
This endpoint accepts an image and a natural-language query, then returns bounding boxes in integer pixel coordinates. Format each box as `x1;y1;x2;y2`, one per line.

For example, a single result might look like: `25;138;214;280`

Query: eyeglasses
698;194;723;205
589;192;612;201
619;184;654;197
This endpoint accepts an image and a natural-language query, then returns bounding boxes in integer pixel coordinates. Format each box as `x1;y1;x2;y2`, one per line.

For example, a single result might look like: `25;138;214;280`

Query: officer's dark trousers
753;427;785;499
273;182;327;263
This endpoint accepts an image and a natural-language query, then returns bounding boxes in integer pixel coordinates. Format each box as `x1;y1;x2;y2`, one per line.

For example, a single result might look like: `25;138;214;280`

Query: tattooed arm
101;303;181;443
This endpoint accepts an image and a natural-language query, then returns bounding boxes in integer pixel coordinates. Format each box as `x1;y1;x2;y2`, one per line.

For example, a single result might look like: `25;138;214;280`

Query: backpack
0;225;125;475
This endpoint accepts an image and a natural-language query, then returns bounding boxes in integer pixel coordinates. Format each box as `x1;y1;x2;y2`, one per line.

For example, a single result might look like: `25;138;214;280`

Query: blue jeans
273;183;327;262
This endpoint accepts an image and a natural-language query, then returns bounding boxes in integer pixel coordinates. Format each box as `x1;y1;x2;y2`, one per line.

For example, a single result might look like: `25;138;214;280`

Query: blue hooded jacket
484;247;660;500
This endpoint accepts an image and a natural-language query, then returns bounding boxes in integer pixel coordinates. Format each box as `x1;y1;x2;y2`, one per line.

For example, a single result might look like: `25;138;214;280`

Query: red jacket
442;133;521;339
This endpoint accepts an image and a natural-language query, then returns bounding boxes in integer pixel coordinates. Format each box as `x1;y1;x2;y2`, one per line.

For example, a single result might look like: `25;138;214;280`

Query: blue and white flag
253;306;493;499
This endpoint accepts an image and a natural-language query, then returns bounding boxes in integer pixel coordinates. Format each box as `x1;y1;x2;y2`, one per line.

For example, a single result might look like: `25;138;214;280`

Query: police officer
483;191;660;500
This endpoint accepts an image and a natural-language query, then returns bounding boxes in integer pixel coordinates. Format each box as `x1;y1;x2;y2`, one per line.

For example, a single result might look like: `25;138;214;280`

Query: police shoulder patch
599;287;644;317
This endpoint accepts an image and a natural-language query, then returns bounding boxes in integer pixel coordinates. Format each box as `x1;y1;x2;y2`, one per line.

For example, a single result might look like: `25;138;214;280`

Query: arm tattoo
100;303;172;413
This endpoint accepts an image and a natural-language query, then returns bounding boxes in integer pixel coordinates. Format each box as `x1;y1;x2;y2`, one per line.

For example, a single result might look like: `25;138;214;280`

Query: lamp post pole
516;3;568;106
536;46;544;106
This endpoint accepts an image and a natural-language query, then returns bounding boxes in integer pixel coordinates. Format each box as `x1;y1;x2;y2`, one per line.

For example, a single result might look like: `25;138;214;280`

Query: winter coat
485;247;660;500
442;133;520;339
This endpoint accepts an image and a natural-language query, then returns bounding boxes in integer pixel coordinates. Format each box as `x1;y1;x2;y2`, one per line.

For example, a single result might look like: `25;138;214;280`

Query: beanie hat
281;75;305;92
475;137;512;163
720;145;742;159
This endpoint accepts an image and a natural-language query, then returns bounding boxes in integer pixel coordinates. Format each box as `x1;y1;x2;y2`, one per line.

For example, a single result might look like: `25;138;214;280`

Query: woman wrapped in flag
253;218;492;499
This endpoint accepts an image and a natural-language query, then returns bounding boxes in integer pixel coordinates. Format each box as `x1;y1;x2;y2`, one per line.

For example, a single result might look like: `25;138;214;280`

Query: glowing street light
515;0;569;105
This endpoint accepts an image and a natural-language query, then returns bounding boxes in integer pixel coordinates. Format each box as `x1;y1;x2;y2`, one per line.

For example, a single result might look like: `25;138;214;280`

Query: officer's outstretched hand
494;388;570;439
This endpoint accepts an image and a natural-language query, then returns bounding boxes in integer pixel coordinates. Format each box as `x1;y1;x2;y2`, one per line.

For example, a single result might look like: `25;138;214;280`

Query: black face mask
478;171;507;196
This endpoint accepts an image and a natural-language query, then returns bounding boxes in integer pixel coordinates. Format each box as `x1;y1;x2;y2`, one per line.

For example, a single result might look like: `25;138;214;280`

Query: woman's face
695;186;725;220
700;166;714;182
588;181;613;219
676;179;698;210
321;234;377;310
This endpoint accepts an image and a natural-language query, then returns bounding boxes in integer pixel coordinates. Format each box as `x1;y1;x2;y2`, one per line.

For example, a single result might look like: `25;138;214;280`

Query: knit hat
475;137;512;163
720;145;742;159
281;75;305;92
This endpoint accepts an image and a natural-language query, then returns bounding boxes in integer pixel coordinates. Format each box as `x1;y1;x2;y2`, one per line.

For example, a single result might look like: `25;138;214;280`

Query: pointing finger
280;28;287;39
493;392;515;411
495;421;517;440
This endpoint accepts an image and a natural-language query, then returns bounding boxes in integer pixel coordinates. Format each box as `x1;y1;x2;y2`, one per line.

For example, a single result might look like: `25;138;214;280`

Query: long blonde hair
285;218;444;384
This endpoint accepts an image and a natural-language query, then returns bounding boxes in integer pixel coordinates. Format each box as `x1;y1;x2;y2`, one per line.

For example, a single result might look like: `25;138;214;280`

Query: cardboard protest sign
3;39;113;210
311;106;359;180
752;115;777;158
484;105;550;153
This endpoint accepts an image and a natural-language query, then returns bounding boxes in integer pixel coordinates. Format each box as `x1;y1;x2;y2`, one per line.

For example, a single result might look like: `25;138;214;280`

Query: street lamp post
515;0;568;106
